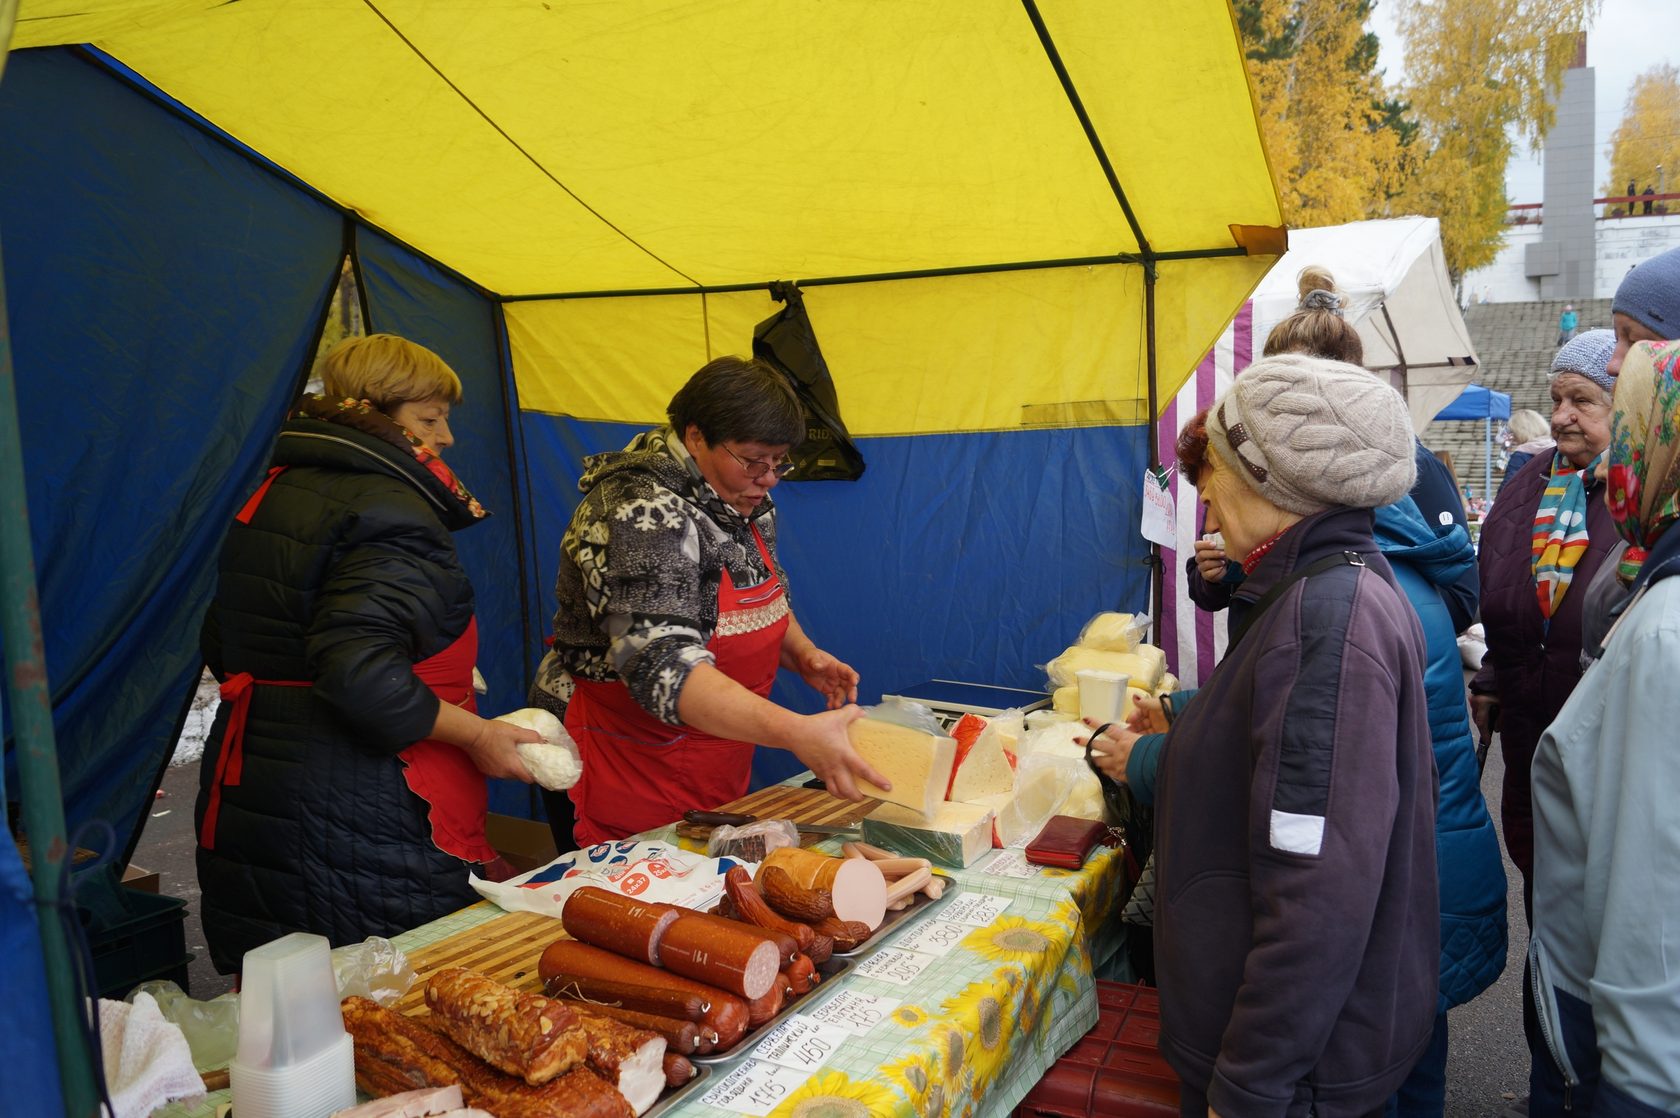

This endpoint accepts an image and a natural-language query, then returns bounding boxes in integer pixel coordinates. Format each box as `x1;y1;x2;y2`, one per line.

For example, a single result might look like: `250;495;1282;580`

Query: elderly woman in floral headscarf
1527;339;1680;1116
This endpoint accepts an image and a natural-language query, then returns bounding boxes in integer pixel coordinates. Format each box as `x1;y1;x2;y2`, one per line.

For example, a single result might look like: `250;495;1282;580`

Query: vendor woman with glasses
530;355;889;846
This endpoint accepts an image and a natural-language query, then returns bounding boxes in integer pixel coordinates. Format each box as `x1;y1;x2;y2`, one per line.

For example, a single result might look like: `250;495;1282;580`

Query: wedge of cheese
948;722;1015;803
862;800;996;868
847;717;957;819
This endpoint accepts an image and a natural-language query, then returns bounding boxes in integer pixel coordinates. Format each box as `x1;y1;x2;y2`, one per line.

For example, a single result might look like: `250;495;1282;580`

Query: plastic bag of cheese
1045;643;1167;691
494;708;583;791
1074;611;1150;652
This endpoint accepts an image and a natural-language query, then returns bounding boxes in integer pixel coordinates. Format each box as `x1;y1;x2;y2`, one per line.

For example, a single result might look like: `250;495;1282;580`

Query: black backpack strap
1229;550;1367;650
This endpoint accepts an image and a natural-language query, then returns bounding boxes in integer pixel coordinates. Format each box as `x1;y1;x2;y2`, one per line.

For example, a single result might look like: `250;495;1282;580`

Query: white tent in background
1157;216;1478;688
1250;216;1479;434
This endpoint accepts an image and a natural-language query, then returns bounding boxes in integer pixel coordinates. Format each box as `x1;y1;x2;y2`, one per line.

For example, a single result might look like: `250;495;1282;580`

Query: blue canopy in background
1433;383;1511;422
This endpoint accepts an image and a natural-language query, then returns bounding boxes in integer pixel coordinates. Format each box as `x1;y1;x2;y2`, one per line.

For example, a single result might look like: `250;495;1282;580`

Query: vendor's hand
795;647;860;709
1470;692;1500;745
462;716;540;783
1126;694;1169;735
1078;718;1139;783
790;705;888;801
1193;538;1228;583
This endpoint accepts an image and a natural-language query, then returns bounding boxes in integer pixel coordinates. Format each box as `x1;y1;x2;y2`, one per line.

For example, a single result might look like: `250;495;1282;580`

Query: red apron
567;524;790;845
200;466;495;864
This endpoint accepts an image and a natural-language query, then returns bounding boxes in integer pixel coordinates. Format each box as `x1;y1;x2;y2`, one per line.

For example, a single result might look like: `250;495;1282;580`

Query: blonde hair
1262;266;1365;365
318;334;463;410
1507;408;1551;444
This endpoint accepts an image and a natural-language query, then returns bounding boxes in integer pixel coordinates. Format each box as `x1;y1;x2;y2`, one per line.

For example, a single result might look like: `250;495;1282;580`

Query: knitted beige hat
1206;354;1418;514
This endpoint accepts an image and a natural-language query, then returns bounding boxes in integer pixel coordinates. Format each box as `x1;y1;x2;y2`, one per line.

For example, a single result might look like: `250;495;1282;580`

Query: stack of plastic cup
1076;669;1131;725
229;932;356;1118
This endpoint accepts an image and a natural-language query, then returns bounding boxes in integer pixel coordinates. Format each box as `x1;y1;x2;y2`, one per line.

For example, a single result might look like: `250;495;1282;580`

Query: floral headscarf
1606;340;1680;583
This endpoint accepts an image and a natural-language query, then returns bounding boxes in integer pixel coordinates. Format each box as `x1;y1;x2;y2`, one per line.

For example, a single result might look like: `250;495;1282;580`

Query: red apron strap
234;467;289;525
200;672;310;850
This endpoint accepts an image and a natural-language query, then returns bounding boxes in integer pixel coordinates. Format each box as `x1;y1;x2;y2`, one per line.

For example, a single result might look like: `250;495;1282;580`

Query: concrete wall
1534;66;1597;300
1463;215;1680;304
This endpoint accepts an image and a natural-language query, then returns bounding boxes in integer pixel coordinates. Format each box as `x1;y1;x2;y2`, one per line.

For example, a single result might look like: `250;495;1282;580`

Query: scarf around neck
1531;449;1602;620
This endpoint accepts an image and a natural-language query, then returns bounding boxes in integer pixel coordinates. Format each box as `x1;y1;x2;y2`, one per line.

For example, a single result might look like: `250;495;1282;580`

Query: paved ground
131;730;1538;1113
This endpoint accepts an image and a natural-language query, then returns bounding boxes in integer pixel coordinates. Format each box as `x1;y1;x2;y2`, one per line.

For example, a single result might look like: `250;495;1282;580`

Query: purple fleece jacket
1153;507;1440;1118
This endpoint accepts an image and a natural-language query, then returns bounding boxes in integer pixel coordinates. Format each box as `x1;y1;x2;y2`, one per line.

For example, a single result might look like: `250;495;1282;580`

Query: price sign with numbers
891;918;969;957
805;989;902;1036
752;1014;850;1072
699;1059;812;1116
979;850;1041;878
942;892;1012;926
854;946;936;986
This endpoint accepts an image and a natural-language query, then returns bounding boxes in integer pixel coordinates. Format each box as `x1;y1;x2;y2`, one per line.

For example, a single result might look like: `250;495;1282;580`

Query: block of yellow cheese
847;716;957;818
861;800;996;868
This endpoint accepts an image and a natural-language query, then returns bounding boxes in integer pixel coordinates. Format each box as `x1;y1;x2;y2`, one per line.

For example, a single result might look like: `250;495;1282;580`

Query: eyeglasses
720;444;795;480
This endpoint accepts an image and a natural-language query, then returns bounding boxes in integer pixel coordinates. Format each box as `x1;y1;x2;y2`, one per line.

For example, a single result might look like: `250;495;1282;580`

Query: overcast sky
1370;0;1680;203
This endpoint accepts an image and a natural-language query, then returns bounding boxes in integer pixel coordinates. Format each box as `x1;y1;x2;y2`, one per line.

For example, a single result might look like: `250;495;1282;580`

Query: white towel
98;992;206;1118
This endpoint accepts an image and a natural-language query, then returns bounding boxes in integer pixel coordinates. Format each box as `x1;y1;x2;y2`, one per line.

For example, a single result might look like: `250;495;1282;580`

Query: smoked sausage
539;939;750;1048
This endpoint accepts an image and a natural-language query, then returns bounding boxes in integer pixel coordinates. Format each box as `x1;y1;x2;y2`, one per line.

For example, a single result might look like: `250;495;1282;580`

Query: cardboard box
121;863;160;894
485;813;558;874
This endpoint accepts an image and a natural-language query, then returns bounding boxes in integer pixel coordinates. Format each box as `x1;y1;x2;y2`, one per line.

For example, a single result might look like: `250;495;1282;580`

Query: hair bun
1296;264;1338;302
1300;289;1343;315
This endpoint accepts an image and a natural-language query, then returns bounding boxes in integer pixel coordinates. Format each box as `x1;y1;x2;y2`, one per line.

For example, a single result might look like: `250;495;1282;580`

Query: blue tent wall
0;762;64;1112
0;48;345;852
357;227;541;817
521;414;1152;787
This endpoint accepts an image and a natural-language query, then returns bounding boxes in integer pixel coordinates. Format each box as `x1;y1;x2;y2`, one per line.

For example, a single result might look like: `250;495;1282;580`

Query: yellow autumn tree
1606;64;1680;217
1239;0;1409;228
1393;0;1601;278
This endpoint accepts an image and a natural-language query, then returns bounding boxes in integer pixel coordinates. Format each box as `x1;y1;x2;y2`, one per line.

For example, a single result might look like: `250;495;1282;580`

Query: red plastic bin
1014;981;1180;1117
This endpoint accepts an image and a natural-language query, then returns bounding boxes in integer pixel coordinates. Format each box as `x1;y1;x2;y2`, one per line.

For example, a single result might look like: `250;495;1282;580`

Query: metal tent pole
0;228;102;1112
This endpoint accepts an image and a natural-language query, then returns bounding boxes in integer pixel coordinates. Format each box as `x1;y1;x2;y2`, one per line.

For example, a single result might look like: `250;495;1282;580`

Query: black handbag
752;281;866;482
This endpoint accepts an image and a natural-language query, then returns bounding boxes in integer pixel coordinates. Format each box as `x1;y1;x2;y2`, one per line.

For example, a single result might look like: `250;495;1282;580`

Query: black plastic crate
86;888;193;1000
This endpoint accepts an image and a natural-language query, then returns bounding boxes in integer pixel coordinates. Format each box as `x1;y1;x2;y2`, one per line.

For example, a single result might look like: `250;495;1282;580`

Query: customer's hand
790;706;888;801
1469;692;1501;745
1079;718;1138;782
1193;538;1228;583
1126;694;1169;735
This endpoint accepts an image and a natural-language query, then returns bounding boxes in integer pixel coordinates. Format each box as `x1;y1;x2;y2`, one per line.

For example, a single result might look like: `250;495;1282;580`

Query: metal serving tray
690;955;855;1065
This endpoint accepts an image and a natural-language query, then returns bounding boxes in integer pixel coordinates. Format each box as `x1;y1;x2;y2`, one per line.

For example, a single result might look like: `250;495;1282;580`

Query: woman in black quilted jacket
194;334;539;973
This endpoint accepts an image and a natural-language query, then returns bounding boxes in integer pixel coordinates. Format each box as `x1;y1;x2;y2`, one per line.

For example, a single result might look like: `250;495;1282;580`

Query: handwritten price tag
752;1013;850;1072
891;919;969;957
941;892;1012;926
699;1059;812;1116
854;946;936;986
805;989;901;1036
979;850;1041;878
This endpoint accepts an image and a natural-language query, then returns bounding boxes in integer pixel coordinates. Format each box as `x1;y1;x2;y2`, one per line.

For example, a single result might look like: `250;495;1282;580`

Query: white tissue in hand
494;708;582;791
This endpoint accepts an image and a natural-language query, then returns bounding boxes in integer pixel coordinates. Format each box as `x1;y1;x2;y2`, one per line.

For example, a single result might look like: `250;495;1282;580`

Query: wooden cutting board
392;910;562;1016
673;784;879;845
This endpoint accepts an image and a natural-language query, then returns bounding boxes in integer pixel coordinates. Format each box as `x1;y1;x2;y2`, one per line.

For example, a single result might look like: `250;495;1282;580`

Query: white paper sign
854;946;937;986
941;892;1013;926
979;850;1041;878
752;1014;851;1072
805;989;902;1036
1141;466;1177;548
891;918;970;957
699;1059;812;1116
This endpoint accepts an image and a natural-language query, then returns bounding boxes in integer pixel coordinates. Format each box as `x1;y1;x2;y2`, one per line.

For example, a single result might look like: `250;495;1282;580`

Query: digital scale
878;679;1051;729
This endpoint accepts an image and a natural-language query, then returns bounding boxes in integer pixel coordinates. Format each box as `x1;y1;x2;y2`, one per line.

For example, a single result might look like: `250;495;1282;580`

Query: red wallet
1024;815;1108;869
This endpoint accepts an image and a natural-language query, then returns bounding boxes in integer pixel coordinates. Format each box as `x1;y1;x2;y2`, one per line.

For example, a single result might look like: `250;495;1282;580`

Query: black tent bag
752;282;866;481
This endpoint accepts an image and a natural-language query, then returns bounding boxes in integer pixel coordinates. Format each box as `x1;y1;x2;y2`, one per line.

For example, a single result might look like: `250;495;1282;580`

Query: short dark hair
667;356;805;448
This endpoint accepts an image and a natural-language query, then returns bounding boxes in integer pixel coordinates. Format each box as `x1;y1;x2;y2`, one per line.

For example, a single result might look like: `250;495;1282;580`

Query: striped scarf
1607;340;1680;582
1531;450;1602;620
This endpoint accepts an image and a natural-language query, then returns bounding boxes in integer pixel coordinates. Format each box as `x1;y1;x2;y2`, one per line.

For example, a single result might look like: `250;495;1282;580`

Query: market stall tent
0;3;1282;1100
1154;216;1476;686
1433;383;1513;505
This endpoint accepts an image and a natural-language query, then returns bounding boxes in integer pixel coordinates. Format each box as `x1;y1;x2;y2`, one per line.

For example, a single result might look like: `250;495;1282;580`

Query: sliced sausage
560;887;681;965
654;913;783;1000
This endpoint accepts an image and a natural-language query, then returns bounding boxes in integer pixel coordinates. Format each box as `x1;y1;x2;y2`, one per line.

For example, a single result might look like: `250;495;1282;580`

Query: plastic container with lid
229;932;355;1117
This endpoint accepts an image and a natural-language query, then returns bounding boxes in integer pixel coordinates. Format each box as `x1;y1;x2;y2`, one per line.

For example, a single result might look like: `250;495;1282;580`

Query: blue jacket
1372;499;1508;1010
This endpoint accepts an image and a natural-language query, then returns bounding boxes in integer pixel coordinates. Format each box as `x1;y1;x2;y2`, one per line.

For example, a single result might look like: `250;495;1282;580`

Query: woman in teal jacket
1105;490;1506;1118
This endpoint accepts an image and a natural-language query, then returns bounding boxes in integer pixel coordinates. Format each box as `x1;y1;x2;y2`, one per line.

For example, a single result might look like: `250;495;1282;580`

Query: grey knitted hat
1550;328;1616;392
1613;247;1680;340
1206;353;1418;515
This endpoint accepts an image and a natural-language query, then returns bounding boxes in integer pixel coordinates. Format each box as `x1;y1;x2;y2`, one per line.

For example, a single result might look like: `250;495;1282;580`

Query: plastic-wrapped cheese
1157;672;1179;695
495;708;583;791
1052;685;1080;714
1075;612;1143;652
1046;645;1163;691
